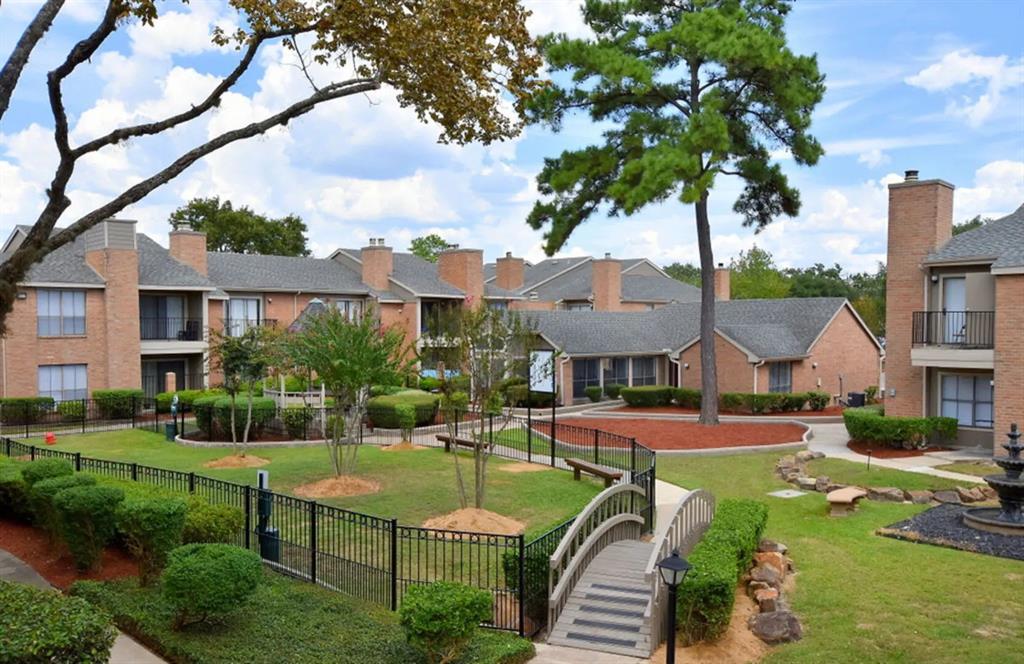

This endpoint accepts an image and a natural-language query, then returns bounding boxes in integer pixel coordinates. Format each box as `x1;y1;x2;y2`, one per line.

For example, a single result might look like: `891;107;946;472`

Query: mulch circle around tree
560;417;806;450
847;439;952;458
608;405;846;418
0;519;138;589
878;504;1024;561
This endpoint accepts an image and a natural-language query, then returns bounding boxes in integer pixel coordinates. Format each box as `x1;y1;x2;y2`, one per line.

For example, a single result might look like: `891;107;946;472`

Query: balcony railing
140;317;203;341
223;318;277;337
912;310;995;349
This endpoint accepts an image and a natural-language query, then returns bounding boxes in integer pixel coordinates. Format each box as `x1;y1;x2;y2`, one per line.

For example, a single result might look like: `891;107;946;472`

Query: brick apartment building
884;170;1023;449
1;221;882;405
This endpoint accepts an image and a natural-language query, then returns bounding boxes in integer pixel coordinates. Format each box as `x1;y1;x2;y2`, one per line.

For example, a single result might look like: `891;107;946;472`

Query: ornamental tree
526;0;825;423
0;0;541;333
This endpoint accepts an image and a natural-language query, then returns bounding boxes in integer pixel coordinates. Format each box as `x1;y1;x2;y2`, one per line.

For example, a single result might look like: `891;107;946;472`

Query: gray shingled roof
138;235;216;289
207;252;370;294
522;259;699;303
15;236;105;285
926;203;1024;269
533;297;858;359
341;249;464;297
520;256;591;291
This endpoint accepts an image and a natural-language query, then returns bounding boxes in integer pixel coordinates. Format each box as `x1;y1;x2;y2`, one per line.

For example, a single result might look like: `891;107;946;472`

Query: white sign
529;350;554;392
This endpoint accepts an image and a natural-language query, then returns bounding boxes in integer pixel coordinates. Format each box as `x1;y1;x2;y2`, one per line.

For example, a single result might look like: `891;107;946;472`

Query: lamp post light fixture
656;549;692;664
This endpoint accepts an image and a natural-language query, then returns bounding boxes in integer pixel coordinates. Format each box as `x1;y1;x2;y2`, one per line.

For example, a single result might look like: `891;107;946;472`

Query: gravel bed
878;503;1024;561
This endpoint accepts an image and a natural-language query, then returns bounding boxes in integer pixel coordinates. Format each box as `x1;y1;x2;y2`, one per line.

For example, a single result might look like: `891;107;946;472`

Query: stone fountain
964;424;1024;536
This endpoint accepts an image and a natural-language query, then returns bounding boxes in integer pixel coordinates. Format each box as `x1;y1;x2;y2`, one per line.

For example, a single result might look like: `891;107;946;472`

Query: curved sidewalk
0;549;165;664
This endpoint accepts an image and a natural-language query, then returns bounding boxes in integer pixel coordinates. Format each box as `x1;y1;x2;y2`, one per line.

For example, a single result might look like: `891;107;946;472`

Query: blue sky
1;0;1022;273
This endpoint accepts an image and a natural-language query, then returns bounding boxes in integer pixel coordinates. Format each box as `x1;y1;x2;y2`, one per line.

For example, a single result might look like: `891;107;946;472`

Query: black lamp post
656;549;692;664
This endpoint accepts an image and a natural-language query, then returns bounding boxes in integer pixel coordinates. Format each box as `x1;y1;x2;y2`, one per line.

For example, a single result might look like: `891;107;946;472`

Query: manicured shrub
57;399;85;421
620;385;673;407
0;396;54;424
367;390;440;428
162;544;262;629
53;485;124;571
21;457;73;487
807;391;831;411
672;388;702;409
419;376;443;392
781;392;809;412
677;499;768;644
399;581;492;664
117;497;188;585
370;384;404;397
603;383;624;399
842;407;957;449
212;396;277;439
504;385;556;408
0;578;116;664
719;392;795;414
281;406;314;439
192;395;220;436
30;474;97;540
155;388;224;413
395;403;417;439
719;392;745;412
92;389;145;419
584;386;603;403
181;497;244;544
0;463;31;522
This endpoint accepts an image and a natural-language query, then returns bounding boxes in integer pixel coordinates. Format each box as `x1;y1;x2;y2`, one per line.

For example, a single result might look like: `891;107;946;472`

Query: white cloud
905;49;1024;127
953;160;1024;220
317;173;460;224
857;148;890;168
523;0;590;39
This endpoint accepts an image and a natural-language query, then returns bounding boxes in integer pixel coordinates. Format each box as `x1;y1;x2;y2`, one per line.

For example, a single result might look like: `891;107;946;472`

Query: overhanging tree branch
0;0;66;120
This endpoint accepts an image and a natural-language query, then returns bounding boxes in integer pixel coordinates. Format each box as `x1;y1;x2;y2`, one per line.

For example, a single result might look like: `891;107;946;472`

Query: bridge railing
643;489;715;649
547;483;647;631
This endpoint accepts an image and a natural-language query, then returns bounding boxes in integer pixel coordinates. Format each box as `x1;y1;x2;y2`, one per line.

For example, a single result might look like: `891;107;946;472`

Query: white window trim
936;370;994;430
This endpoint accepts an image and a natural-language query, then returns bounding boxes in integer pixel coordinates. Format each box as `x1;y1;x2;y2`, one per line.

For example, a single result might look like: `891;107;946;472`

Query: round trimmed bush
213;396;277;439
620;385;673;407
0;579;116;663
92;389;144;419
182;498;244;544
603;383;624;399
0;464;31;522
117;497;188;585
53;485;124;571
584;386;603;403
399;581;492;664
162;544;262;629
21;458;74;488
30;474;97;540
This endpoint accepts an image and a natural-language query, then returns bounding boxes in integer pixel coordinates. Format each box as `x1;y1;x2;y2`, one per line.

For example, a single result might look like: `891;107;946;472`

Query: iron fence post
131;462;138;481
549;418;555;468
81;399;87;434
75;452;81;472
131;396;136;429
188;472;196;494
527;409;532;463
631;439;637;481
3;437;9;457
244;485;252;550
594;429;599;464
390;518;398;611
517;534;526;637
30;445;35;461
309;500;318;584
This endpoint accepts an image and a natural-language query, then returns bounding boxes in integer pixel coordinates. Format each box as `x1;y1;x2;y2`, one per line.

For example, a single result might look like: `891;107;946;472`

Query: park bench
436;433;484;453
826;486;867;517
564;457;623;488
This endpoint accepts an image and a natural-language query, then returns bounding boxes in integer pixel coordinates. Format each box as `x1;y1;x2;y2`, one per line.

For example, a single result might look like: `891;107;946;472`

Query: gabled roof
138;235;216;289
532;297;871;360
207;251;369;294
925;203;1024;270
337;249;465;297
7;234;106;285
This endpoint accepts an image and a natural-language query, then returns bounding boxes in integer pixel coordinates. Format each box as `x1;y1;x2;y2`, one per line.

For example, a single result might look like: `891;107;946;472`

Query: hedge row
366;390;440;428
843;407;957;449
193;396;277;439
0;396;54;424
619;385;830;413
92;389;145;419
677;499;769;644
154;388;225;413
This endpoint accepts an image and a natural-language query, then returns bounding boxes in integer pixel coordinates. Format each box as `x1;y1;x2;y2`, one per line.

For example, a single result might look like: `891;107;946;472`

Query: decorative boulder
867;487;904;502
795;450;816;463
933;490;961;504
814;476;831;492
905;490;934;505
753;552;787;576
749;610;803;644
749;564;783;589
757;539;788;555
753;587;779;613
795;476;818;491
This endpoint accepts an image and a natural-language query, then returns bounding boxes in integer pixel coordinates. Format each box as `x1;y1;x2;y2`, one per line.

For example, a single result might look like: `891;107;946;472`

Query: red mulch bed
846;439;951;458
560;417;806;451
0;519;138;589
607;405;845;417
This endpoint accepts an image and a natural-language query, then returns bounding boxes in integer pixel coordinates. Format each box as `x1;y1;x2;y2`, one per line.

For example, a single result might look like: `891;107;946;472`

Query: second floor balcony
140;317;203;341
912;310;995;349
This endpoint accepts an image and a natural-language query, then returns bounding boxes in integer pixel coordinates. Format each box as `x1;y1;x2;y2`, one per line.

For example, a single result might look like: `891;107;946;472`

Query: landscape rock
750;565;783;589
814;476;831;492
795;450;816;463
757;539;789;555
980;486;997;500
754;587;780;613
825;483;848;493
749;610;803;644
905;490;934;505
754;552;787;576
747;580;770;599
933;490;961;504
867;487;905;502
956;486;986;503
795;476;818;491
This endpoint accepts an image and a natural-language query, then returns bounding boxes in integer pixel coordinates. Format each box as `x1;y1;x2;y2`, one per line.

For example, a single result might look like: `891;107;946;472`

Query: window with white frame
332;299;363;321
37;290;85;336
631;356;657;386
38;364;87;402
768;362;792;393
941;374;993;428
226;297;260;336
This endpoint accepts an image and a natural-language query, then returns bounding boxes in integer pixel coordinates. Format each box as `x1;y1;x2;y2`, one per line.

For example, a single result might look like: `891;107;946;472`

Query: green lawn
804;457;968;491
935;461;1000;478
658;452;1023;664
24;430;599;537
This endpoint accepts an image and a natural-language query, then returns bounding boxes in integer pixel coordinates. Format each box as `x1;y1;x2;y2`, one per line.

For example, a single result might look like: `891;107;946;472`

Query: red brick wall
168;230;207;276
379;301;418;358
714;267;730;301
994;273;1024;451
495;256;524;291
361;246;393;291
86;248;141;389
438;249;484;305
884;179;954;417
678;334;754;392
792;305;881;396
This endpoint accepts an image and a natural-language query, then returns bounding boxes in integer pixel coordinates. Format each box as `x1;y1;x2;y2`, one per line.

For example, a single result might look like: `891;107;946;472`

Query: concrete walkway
806;423;987;484
0;549;164;664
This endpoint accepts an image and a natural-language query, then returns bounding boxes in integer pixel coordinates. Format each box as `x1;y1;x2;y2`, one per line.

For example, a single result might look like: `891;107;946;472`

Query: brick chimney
714;263;731;301
84;219;142;389
495;251;525;291
592;254;621;311
169;221;207;276
361;238;393;291
438;247;484;305
885;170;954;418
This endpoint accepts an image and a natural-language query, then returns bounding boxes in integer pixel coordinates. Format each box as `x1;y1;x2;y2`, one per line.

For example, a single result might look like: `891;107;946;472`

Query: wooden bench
826;487;867;517
564;457;623;488
436;434;483;453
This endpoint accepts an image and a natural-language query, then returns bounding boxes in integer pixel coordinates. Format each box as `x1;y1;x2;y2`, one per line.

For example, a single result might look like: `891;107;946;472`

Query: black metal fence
0;397;170;438
912;310;995;348
0;411;655;636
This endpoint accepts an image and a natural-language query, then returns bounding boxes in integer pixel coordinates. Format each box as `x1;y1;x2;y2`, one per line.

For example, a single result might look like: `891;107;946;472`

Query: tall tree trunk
695;195;720;425
241;385;253;458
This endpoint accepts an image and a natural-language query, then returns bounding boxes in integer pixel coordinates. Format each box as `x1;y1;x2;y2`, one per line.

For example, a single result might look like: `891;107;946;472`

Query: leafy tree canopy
408;233;451;262
663;262;702;287
729;246;790;299
784;262;852;298
953;215;991;236
170;197;310;256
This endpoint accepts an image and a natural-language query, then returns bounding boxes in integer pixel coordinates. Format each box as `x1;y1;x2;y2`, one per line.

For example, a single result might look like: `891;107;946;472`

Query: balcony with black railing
912;310;995;349
140;317;203;341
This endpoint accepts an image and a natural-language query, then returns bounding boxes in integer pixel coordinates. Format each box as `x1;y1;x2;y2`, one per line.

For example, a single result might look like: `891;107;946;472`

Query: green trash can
165;422;177;441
